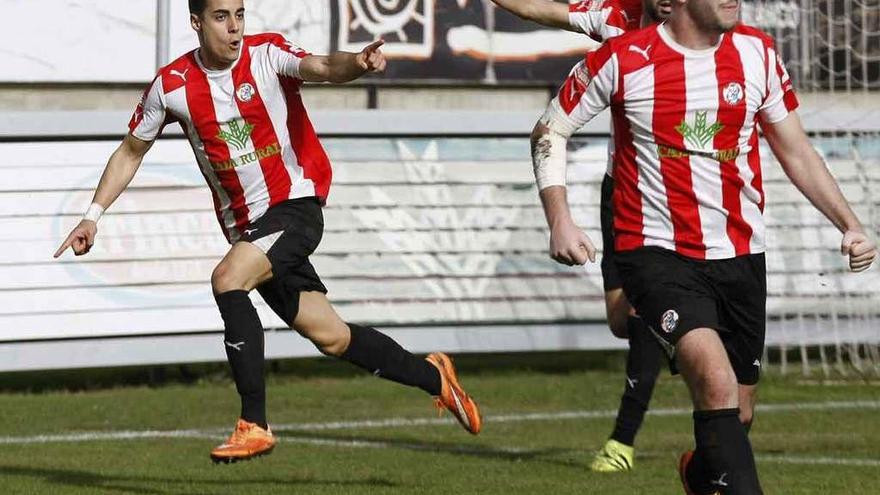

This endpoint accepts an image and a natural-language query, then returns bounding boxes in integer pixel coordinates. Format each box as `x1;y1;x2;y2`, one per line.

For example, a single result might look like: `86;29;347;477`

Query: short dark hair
189;0;206;15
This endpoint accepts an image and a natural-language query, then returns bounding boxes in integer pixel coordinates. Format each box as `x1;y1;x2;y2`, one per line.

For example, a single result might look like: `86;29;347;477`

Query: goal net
743;0;880;92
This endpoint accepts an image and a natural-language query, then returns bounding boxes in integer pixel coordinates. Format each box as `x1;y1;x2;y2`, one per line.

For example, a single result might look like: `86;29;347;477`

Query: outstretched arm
492;0;574;31
54;134;153;258
762;112;877;272
299;40;387;83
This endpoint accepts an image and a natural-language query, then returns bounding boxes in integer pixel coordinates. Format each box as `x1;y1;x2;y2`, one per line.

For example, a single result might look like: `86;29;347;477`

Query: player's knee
697;369;738;409
211;262;242;293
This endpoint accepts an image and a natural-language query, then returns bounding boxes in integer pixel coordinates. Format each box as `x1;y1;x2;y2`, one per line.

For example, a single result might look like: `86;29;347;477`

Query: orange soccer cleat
679;450;720;495
426;352;482;435
210;418;276;464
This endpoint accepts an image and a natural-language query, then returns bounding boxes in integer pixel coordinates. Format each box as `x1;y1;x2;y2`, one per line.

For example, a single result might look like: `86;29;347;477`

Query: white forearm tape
533;106;576;191
83;203;105;223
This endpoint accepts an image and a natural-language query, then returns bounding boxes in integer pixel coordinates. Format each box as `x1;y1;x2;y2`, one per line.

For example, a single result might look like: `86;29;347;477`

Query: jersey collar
194;43;244;75
657;22;724;58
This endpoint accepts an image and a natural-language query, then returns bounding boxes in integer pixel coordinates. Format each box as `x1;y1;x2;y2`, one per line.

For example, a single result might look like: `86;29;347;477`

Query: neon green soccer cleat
590;438;635;472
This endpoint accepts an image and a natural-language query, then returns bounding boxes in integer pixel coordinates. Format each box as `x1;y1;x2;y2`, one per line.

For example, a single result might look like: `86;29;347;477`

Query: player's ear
190;13;202;33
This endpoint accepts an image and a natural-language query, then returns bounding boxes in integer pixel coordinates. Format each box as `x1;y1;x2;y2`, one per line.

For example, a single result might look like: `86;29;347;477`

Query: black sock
610;316;662;446
215;290;267;429
688;408;763;495
340;323;441;396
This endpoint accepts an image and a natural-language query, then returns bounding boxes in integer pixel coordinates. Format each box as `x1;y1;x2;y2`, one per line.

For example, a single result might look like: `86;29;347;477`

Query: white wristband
83;203;105;223
533;131;568;191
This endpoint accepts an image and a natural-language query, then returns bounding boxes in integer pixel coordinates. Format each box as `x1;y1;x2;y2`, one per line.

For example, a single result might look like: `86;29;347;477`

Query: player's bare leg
292;292;482;434
591;289;662;472
604;288;631;339
676;328;762;495
738;384;758;432
210;241;276;464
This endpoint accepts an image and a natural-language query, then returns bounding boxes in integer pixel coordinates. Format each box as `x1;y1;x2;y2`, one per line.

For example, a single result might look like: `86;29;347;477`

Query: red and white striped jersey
129;33;331;244
545;23;799;260
568;0;641;42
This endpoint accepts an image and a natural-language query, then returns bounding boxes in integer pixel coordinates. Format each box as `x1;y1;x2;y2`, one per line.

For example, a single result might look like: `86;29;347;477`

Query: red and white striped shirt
545;23;799;260
129;33;331;244
568;0;641;42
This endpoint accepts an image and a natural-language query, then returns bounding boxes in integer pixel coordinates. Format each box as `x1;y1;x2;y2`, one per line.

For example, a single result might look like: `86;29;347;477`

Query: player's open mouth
230;40;241;50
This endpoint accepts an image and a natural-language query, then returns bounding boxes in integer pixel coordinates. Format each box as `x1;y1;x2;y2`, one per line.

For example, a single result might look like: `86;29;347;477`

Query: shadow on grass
276;430;588;469
0;350;627;393
0;464;398;495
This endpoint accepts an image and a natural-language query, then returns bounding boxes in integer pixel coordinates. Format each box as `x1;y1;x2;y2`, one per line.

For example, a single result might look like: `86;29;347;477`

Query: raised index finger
364;39;385;53
53;236;73;258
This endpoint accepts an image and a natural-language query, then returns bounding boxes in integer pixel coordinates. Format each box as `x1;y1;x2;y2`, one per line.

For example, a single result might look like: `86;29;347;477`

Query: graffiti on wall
333;0;595;82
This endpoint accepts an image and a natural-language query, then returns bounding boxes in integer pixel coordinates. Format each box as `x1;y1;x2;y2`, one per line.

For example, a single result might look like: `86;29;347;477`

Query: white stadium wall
1;0;878;371
0;108;878;371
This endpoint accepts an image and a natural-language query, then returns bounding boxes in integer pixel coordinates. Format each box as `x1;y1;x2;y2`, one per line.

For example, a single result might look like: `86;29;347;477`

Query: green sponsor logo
217;119;254;151
675;111;723;149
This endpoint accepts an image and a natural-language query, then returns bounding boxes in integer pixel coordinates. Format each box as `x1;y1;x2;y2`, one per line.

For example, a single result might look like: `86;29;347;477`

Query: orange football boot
679;450;720;495
210;418;276;464
426;352;482;435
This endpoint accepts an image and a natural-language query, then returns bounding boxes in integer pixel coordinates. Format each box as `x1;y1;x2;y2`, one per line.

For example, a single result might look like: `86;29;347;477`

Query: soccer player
493;0;671;472
530;0;877;492
54;0;481;463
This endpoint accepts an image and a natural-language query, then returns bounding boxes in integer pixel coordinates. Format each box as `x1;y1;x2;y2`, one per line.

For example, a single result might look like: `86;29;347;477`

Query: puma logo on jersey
244;228;259;236
629;44;652;61
170;68;190;82
225;341;245;351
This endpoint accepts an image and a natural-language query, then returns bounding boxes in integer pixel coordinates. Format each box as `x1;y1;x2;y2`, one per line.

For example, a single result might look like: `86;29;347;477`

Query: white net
759;130;880;377
743;1;880;376
743;0;880;92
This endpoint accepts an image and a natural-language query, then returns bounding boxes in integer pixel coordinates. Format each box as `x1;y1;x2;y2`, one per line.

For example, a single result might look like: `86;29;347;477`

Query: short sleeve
128;76;167;142
267;37;310;79
543;43;617;135
759;45;799;124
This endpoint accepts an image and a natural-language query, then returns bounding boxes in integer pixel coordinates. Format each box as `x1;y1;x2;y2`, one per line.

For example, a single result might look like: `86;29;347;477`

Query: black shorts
600;174;623;291
615;247;766;385
241;197;328;325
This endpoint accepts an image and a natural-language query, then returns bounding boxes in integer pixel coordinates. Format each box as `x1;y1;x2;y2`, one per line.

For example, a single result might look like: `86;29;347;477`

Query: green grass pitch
0;352;877;494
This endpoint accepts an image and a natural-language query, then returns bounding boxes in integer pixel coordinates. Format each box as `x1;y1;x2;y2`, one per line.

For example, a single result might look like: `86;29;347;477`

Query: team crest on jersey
722;82;744;105
573;61;591;87
661;309;679;334
236;83;255;103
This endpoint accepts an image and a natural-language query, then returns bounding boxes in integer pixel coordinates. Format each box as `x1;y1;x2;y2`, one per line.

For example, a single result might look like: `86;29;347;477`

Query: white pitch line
270;400;880;432
274;437;880;468
0;400;878;446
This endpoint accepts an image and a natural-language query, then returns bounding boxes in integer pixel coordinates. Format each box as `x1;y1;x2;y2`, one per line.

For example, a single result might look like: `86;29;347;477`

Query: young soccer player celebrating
55;0;481;464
